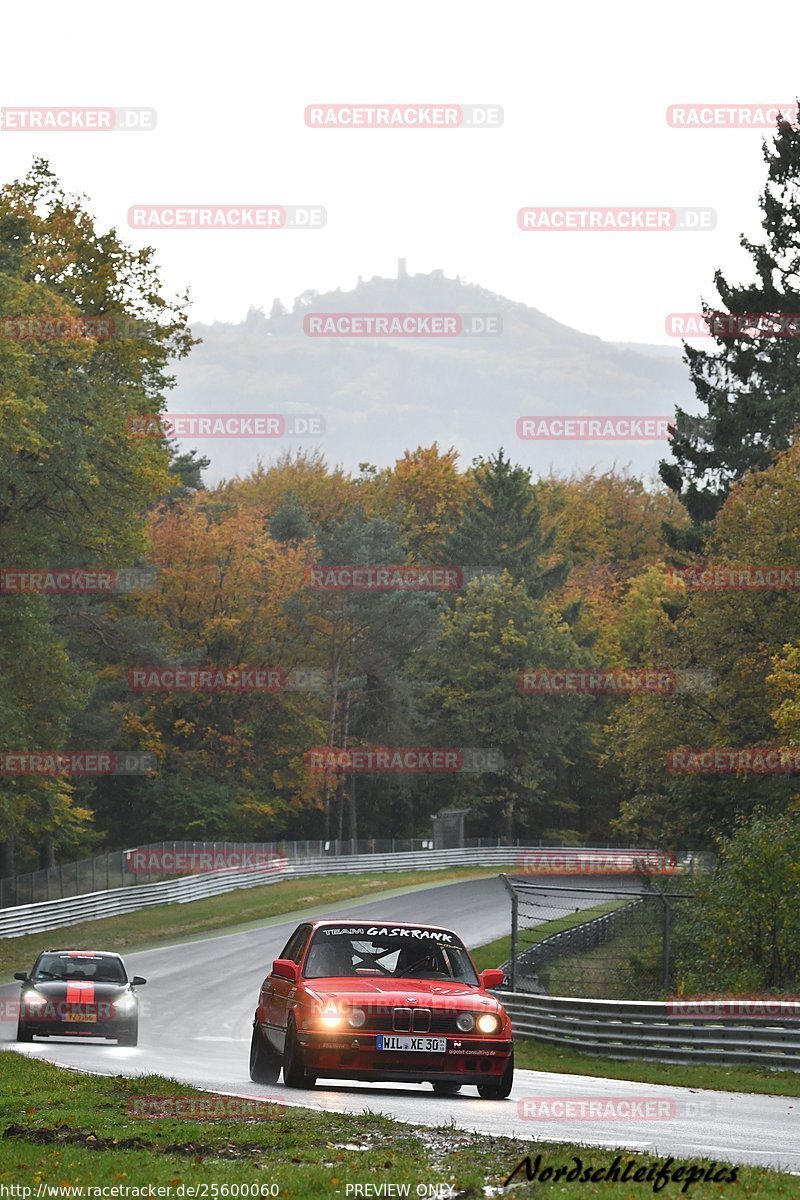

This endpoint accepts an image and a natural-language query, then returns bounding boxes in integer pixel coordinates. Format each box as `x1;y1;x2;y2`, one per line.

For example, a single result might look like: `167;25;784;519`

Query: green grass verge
0;1052;794;1197
469;899;627;973
0;866;509;978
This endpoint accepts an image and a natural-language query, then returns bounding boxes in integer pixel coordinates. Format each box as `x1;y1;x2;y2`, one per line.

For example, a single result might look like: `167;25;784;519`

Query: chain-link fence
500;876;695;1000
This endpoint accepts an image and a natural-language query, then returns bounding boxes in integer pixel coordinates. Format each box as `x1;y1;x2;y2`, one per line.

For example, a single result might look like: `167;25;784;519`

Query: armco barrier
496;991;800;1071
0;846;693;938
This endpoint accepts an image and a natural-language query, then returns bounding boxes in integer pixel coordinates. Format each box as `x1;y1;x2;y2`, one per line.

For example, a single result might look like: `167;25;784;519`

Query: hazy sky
2;1;798;344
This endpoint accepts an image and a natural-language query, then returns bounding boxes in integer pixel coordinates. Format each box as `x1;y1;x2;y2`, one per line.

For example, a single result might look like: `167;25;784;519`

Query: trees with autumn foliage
5;124;800;879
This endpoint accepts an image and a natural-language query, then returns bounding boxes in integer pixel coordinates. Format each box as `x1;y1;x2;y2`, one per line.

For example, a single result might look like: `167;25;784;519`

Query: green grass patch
469;899;627;973
0;1052;794;1197
0;866;510;978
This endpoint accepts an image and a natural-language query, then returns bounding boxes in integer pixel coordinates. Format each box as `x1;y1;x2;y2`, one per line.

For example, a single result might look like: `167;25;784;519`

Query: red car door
263;923;312;1053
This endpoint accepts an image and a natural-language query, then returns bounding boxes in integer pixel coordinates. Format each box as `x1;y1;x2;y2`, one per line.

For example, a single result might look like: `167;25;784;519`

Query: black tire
16;1023;34;1043
477;1051;514;1100
282;1018;316;1089
249;1020;281;1084
117;1022;138;1047
432;1082;462;1095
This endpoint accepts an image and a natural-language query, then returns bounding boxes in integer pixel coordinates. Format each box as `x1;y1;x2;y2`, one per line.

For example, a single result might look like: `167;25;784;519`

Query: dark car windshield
303;925;479;984
32;954;127;984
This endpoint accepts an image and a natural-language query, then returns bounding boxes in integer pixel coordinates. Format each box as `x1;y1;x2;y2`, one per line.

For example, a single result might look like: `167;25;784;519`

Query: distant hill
171;267;697;482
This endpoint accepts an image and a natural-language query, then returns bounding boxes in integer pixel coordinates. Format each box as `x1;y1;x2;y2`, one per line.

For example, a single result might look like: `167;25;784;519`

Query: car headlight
115;994;136;1012
347;1007;366;1028
320;1002;343;1029
477;1013;499;1034
456;1012;475;1032
22;990;46;1008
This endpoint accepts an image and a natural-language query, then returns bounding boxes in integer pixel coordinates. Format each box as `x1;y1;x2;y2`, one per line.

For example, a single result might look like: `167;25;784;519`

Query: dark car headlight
456;1012;475;1032
347;1007;366;1028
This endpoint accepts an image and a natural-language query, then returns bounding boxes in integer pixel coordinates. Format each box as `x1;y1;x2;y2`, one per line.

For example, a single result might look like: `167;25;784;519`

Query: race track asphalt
2;875;797;1174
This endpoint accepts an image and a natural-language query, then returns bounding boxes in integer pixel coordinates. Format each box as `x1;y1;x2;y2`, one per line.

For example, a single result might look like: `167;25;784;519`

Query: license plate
376;1035;446;1052
64;1011;95;1023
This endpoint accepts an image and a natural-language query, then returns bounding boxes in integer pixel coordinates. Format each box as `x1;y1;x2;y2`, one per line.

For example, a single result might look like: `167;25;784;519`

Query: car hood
303;977;502;1010
22;981;130;1001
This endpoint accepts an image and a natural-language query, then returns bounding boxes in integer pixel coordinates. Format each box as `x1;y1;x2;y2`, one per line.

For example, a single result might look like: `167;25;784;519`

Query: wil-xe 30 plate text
376;1035;446;1052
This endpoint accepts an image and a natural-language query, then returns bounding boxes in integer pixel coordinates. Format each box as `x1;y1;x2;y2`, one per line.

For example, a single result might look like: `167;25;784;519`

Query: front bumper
19;1018;135;1039
297;1030;513;1082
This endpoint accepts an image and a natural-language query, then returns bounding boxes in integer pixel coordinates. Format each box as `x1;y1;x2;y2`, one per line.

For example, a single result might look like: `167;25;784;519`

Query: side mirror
480;968;505;990
272;958;299;983
131;976;147;986
14;972;27;982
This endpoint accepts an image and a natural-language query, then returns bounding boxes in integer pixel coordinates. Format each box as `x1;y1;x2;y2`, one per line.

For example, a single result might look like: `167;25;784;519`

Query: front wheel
477;1051;514;1100
117;1021;138;1047
16;1023;34;1043
432;1082;461;1095
282;1019;316;1089
249;1020;281;1084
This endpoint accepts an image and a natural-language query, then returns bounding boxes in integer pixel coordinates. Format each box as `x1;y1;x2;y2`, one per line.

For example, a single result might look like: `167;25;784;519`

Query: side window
279;924;312;964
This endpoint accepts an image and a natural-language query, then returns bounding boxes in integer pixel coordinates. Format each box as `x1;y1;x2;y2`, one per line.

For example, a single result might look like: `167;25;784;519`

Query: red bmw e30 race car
249;919;514;1098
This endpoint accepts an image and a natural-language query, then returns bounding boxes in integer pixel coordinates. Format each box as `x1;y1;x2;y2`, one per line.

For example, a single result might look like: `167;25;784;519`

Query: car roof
307;920;457;933
38;949;123;958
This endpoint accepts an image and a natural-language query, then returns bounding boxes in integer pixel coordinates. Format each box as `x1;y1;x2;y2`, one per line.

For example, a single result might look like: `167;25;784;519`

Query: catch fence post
499;873;518;992
662;894;671;989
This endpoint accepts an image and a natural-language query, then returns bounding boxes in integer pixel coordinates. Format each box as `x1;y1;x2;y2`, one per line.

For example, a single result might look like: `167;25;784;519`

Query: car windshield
32;954;127;984
303;925;479;984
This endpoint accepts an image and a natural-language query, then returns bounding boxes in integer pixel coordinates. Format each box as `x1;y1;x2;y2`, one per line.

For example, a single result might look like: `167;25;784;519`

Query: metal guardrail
0;846;523;938
495;991;800;1071
2;837;524;908
0;845;694;939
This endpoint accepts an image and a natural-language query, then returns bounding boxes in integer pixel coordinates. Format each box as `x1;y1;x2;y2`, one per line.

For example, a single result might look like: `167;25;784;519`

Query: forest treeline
2;118;800;882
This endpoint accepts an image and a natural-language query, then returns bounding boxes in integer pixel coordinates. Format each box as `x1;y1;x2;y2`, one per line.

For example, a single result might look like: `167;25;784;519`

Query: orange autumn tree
367;444;470;561
118;493;326;839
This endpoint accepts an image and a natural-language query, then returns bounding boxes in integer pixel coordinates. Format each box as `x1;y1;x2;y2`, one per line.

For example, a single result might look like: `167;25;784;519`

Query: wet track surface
2;875;798;1174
